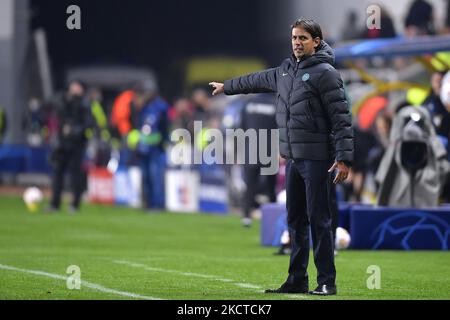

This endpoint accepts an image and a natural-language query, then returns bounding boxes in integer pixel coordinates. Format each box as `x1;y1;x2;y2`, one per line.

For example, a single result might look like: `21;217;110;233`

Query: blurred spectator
405;0;436;36
341;10;362;41
24;98;47;147
344;110;392;203
237;93;278;227
343;96;391;201
110;89;135;137
345;125;378;202
191;87;223;159
423;71;450;140
374;111;392;150
129;80;169;209
192;87;214;124
88;88;108;136
48;80;94;212
444;0;450;33
0;106;6;143
376;106;450;207
169;97;194;135
86;87;111;167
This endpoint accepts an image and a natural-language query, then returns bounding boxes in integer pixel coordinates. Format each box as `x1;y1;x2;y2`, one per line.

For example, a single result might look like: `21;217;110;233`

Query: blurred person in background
24;98;48;147
340;10;363;41
191;87;223;164
110;89;135;138
0;106;6;143
423;71;450;144
345;124;378;202
367;110;393;175
86;87;111;167
405;0;436;36
128;80;169;210
437;70;450;201
169;97;194;135
237;93;278;228
48;80;94;212
192;87;214;124
343;94;393;204
210;18;353;296
444;0;450;34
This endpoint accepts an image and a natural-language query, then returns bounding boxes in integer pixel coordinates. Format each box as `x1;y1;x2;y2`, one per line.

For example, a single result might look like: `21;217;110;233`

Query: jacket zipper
306;100;318;131
287;61;299;159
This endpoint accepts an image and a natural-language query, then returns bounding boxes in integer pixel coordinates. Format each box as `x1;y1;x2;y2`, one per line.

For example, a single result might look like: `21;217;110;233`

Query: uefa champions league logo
371;211;450;250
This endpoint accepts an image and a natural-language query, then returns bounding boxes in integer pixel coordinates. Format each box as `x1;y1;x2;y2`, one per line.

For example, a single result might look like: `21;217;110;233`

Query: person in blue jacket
128;80;169;209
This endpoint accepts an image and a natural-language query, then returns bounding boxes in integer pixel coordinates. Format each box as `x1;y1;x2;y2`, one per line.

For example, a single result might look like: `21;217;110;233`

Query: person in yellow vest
0;106;6;143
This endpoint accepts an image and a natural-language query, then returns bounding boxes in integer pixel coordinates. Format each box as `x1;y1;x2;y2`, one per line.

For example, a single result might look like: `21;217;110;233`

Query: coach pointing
210;18;353;295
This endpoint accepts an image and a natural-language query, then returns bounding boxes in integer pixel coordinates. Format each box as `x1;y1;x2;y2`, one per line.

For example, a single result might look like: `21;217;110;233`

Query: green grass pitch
0;195;449;300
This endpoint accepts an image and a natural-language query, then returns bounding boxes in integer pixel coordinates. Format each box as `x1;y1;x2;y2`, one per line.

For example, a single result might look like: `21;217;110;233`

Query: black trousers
50;146;85;209
285;159;336;287
243;164;277;218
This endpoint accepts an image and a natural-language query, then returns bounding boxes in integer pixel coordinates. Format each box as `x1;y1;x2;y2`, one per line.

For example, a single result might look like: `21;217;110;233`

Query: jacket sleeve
224;68;278;95
69;100;95;139
318;68;354;164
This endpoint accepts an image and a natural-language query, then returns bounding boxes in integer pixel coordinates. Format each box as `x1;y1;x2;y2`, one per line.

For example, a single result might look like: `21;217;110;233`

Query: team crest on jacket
302;73;310;81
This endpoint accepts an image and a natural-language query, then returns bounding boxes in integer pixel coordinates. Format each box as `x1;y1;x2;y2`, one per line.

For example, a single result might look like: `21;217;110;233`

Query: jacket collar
289;40;335;69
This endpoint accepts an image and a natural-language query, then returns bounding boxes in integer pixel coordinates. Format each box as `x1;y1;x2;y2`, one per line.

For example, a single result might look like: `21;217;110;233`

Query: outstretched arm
209;68;278;96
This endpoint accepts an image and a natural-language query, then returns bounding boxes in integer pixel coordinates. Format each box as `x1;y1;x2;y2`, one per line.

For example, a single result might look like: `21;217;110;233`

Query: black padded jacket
224;41;354;164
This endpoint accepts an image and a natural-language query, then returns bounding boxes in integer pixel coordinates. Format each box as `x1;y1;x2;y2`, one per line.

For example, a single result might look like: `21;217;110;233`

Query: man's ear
313;37;321;49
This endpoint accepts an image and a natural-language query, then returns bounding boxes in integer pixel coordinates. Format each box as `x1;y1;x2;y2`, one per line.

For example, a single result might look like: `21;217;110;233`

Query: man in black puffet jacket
49;80;94;213
210;18;354;296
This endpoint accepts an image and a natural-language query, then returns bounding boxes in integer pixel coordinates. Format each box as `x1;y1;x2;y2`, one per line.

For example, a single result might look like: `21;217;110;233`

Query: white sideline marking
0;263;161;300
287;294;309;299
113;260;263;290
234;283;262;289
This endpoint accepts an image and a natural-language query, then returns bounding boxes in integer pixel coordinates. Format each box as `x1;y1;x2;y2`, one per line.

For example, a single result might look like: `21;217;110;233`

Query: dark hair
291;18;323;40
66;79;87;92
436;69;449;77
133;78;158;95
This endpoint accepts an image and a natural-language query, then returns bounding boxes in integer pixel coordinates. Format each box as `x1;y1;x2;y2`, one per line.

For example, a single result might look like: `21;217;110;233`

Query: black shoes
68;205;79;214
45;206;58;213
241;218;252;228
274;245;292;256
265;282;308;294
309;285;337;296
266;283;337;295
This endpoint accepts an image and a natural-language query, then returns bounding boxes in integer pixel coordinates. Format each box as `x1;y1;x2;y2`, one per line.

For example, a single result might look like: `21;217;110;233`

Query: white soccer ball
276;189;286;204
23;187;43;212
335;227;351;250
441;71;450;110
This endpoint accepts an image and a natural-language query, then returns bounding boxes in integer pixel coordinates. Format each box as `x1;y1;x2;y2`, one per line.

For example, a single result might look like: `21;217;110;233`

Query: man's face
133;94;146;109
431;72;443;96
68;82;84;97
192;89;209;108
292;27;320;59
